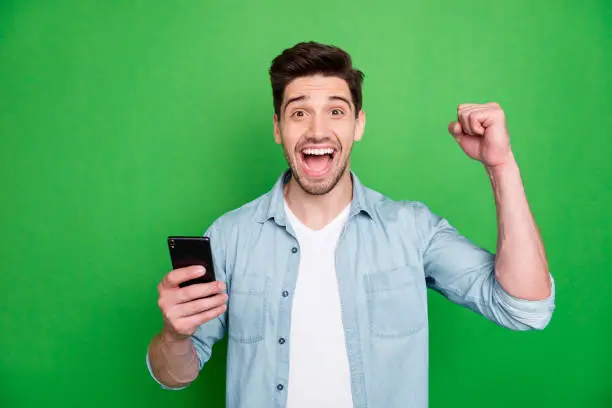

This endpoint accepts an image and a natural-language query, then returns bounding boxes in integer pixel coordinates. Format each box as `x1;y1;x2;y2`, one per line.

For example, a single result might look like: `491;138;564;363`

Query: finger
181;303;228;328
458;104;486;135
163;265;206;288
457;108;474;135
448;121;465;139
173;293;229;318
175;280;226;304
458;103;477;111
468;108;487;136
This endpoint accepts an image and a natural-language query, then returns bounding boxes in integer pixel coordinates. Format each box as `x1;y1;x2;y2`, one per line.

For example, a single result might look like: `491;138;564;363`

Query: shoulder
205;191;271;235
202;191;271;270
361;185;445;238
362;185;435;220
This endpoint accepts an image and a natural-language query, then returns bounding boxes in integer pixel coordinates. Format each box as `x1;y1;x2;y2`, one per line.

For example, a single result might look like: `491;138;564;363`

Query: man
146;41;555;407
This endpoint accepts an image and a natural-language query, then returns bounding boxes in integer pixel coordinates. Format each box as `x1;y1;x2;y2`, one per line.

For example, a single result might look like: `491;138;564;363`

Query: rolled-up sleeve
415;202;555;331
491;273;555;330
146;220;229;389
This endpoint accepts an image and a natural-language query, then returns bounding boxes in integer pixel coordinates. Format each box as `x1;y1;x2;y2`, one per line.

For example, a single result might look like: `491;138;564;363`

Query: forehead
283;75;351;100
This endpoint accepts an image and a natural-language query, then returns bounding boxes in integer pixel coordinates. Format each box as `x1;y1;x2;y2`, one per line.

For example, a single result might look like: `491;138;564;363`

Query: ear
273;113;282;144
353;109;366;142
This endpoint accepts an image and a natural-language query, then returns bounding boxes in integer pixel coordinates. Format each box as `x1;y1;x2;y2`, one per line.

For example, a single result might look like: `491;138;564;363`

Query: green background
1;1;610;407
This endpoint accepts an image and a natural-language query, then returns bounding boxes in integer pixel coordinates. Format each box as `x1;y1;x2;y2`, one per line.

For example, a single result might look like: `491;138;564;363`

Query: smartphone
167;236;216;288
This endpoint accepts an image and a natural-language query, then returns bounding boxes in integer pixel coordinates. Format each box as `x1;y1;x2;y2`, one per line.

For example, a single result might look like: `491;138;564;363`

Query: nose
309;113;328;138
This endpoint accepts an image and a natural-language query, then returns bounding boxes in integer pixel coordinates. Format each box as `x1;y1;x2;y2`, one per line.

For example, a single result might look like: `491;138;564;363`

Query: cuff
493;274;556;329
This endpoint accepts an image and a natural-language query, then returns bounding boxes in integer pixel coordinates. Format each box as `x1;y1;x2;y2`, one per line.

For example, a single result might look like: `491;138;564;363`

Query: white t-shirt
284;200;354;408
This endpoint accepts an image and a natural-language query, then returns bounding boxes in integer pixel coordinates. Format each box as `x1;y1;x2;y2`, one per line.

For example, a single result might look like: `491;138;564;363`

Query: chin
292;164;347;196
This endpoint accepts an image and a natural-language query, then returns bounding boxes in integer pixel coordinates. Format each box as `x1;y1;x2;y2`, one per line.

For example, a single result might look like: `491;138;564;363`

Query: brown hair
269;41;364;118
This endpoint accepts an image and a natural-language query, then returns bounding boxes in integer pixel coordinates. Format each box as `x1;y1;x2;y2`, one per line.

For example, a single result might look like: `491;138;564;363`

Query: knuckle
203;283;218;297
207;296;220;309
174;288;187;303
186;300;201;315
174;319;193;335
184;285;198;300
202;311;216;324
173;322;186;334
213;301;227;314
202;282;212;293
214;305;227;319
208;283;221;295
158;291;178;313
161;273;174;288
161;302;176;318
196;297;213;313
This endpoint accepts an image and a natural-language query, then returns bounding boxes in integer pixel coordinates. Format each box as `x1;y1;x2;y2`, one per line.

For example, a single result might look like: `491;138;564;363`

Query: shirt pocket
364;265;426;338
228;274;266;344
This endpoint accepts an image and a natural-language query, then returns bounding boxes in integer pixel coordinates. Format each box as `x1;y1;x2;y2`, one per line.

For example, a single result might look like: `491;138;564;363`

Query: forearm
487;153;552;300
148;329;199;388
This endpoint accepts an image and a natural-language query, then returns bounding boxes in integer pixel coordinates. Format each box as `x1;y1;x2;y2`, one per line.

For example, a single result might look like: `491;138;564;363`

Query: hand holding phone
167;236;216;287
157;265;228;340
156;236;227;341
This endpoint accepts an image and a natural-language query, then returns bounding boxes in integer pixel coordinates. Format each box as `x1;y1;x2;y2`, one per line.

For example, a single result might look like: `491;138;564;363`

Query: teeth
303;148;334;155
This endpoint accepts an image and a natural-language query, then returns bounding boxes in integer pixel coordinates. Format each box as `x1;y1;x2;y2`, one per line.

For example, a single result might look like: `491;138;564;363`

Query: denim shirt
147;170;556;407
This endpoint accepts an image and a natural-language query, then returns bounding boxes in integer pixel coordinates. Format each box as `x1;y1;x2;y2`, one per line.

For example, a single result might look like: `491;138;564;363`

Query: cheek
282;123;305;145
333;122;356;143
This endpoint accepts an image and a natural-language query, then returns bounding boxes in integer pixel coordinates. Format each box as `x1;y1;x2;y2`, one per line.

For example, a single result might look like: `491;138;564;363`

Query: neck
284;168;353;230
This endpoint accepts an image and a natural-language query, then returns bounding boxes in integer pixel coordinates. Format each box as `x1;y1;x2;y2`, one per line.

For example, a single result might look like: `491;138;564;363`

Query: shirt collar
255;168;375;226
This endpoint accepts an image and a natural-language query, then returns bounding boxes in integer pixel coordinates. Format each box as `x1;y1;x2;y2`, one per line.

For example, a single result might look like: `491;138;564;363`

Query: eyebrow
329;95;352;109
283;95;353;113
283;95;307;112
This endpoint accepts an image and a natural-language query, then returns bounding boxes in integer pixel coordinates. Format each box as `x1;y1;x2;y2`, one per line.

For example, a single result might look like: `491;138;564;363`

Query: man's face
273;75;366;196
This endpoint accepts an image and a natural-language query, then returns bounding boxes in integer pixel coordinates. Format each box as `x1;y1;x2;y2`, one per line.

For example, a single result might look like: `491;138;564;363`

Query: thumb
448;121;464;141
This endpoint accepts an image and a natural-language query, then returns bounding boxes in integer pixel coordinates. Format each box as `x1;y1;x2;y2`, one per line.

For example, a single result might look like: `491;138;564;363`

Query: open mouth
299;147;338;178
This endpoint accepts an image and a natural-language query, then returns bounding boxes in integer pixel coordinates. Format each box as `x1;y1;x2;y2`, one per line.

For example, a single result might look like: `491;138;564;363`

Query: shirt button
278;337;286;344
277;384;284;391
291;247;298;254
282;290;289;297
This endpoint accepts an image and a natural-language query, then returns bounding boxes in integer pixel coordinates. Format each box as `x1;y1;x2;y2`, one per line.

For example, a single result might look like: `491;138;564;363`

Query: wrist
485;152;519;180
160;327;192;354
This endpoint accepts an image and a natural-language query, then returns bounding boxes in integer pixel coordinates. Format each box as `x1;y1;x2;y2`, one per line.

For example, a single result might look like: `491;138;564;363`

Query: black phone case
167;236;216;287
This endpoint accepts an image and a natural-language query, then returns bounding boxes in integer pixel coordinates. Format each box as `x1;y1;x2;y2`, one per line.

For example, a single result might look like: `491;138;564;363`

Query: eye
330;108;344;116
291;110;307;119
